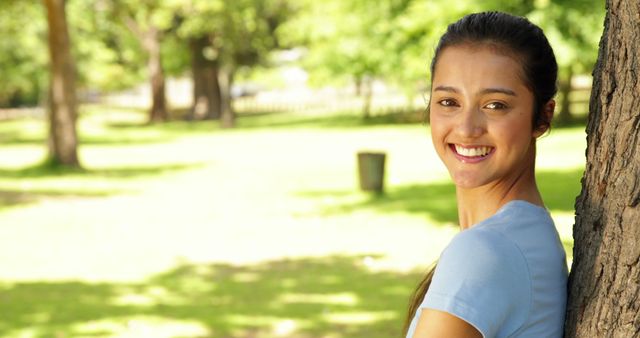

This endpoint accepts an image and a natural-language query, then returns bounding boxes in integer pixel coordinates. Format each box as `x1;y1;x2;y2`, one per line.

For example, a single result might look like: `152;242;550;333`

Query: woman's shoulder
427;224;533;337
443;225;528;273
475;200;567;268
489;200;554;228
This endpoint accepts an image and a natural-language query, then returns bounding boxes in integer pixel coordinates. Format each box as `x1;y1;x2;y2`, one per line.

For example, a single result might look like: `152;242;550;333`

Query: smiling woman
404;12;567;338
430;46;542;192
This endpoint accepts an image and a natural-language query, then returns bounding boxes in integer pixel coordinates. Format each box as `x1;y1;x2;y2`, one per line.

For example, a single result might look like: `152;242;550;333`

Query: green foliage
282;0;469;91
0;0;605;108
529;0;605;73
67;0;148;92
0;1;47;107
288;0;603;97
175;0;293;69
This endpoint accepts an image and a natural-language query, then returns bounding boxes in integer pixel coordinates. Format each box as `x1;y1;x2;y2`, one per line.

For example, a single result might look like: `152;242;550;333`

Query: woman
404;12;568;338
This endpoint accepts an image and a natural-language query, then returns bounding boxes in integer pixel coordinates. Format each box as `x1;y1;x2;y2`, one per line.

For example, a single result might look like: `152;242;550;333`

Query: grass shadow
0;162;204;210
0;163;204;179
0;130;42;146
298;182;458;224
0;122;180;147
0;189;113;211
0;255;422;338
298;168;584;225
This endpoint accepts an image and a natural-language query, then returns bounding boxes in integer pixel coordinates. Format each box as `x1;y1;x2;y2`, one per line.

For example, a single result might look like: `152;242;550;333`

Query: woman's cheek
429;118;448;158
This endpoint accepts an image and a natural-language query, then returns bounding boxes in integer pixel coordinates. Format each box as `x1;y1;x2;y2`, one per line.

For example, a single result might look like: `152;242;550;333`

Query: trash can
357;152;386;194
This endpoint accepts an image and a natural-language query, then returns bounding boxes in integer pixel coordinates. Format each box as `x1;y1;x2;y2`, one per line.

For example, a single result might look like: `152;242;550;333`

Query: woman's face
429;45;543;189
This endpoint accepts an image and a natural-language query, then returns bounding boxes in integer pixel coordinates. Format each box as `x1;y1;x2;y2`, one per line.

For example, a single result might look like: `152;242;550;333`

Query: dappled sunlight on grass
278;292;359;306
322;311;397;325
0;255;420;338
69;316;210;338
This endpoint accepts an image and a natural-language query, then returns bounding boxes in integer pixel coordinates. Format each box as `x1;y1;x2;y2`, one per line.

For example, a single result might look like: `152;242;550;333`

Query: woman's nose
455;108;485;138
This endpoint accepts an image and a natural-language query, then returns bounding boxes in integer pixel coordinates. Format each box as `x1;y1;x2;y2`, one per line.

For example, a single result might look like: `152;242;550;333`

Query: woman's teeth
454;144;492;157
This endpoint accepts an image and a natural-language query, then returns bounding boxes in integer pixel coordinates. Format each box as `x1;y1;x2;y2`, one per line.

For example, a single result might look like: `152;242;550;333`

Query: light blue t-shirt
406;200;568;338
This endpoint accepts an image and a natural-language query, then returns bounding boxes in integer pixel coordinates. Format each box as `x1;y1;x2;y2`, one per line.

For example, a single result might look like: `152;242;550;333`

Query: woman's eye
484;102;507;110
437;99;457;107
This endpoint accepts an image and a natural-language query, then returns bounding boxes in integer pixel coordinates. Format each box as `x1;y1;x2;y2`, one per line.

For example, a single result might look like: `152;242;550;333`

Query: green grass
0;105;586;338
0;255;422;338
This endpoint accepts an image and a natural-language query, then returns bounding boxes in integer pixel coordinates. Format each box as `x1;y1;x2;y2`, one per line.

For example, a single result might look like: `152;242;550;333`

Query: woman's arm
411;308;483;338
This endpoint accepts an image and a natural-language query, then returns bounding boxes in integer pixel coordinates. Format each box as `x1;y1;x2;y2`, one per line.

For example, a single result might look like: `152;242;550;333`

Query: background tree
528;0;604;124
109;0;176;123
43;0;80;167
285;0;535;119
564;0;640;336
285;0;411;118
174;1;225;121
176;0;291;127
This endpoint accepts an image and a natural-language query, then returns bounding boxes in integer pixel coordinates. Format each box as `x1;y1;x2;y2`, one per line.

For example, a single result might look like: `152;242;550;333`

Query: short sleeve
422;229;531;338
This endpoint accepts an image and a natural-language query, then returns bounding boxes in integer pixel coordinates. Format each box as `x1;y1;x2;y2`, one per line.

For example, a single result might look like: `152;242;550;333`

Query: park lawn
0;105;585;338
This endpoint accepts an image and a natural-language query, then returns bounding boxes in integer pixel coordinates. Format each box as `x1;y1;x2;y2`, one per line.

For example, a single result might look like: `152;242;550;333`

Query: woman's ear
533;100;555;138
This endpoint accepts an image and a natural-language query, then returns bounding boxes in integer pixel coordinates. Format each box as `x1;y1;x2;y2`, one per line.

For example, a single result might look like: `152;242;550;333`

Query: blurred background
0;0;603;337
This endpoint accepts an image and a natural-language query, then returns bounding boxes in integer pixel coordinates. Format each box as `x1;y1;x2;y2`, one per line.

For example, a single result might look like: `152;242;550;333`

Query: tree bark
44;0;80;167
564;1;640;337
144;27;168;123
189;36;221;120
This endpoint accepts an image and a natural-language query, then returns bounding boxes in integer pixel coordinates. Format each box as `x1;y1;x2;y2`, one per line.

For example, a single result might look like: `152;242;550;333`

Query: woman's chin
450;174;488;190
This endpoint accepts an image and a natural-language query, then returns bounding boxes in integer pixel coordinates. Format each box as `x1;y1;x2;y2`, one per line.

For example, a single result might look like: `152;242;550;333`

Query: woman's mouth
449;144;495;163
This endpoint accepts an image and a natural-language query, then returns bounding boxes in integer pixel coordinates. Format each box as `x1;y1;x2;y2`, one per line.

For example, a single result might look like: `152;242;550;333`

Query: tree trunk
362;76;372;119
219;66;235;128
355;75;362;96
189;36;222;120
145;27;168;123
564;1;640;337
44;0;80;167
189;37;206;121
558;66;574;125
203;63;222;120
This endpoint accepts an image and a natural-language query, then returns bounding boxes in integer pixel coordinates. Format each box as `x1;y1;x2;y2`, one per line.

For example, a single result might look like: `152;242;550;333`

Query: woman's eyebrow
433;86;517;97
433;85;459;93
479;87;517;96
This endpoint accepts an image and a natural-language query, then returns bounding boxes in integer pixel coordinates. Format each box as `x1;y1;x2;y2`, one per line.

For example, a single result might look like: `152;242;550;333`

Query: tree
188;35;222;120
289;0;528;119
528;0;604;124
564;0;640;336
287;0;407;118
176;0;291;128
174;1;225;121
110;0;175;123
43;0;80;167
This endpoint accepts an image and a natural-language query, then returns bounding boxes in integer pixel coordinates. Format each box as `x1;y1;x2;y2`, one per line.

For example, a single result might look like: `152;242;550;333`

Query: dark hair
429;11;558;132
404;11;558;335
